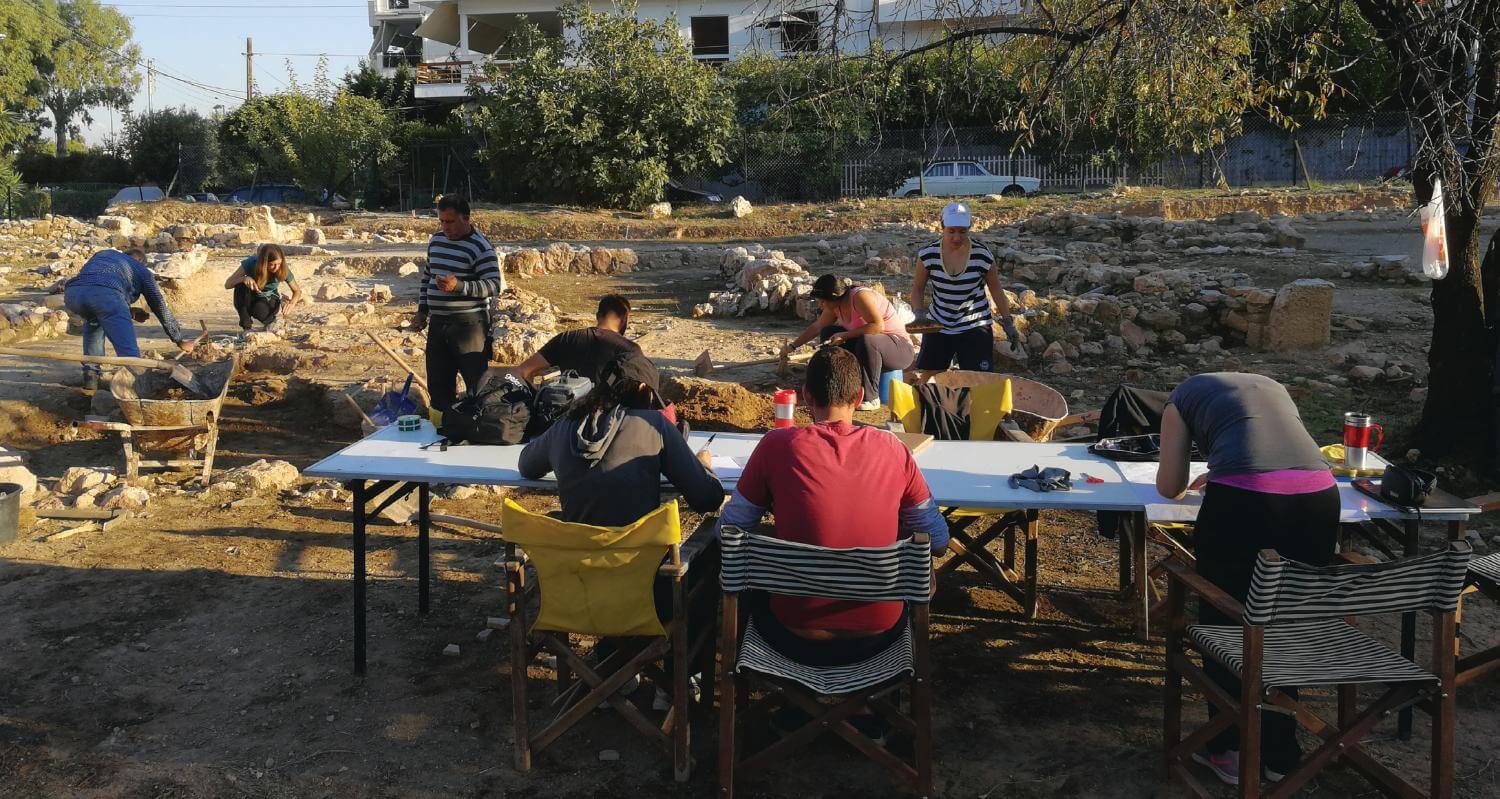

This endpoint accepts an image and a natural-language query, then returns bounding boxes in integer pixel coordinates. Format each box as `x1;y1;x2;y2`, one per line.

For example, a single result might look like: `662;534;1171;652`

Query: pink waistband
1211;469;1336;495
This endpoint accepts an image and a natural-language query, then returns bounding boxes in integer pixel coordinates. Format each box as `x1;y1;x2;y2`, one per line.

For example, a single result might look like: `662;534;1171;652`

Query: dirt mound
662;376;778;432
1117;187;1408;221
112;200;315;228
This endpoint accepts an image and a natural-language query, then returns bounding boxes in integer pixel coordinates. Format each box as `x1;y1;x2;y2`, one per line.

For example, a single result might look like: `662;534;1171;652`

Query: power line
105;2;366;7
123;13;365;18
25;0;246;103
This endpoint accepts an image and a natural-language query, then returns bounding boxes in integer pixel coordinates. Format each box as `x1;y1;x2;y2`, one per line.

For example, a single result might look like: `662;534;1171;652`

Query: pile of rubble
0;301;70;346
491;286;560;362
500;243;639;277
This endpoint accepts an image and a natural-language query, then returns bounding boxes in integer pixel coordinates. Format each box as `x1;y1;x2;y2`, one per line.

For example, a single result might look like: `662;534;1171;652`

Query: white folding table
305;424;1146;672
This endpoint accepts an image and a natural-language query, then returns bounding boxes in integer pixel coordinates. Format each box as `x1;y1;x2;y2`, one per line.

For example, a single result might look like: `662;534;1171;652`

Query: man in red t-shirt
718;346;948;664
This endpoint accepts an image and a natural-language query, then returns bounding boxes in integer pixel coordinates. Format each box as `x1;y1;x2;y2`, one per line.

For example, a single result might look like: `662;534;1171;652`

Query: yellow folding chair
890;378;1042;617
502;499;715;781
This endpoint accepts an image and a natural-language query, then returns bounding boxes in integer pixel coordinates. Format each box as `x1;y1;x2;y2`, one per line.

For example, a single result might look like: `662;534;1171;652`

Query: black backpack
441;374;534;445
526;370;593;439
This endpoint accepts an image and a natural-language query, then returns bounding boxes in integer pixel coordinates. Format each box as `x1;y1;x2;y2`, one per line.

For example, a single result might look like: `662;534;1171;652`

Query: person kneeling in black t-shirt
493;293;640;385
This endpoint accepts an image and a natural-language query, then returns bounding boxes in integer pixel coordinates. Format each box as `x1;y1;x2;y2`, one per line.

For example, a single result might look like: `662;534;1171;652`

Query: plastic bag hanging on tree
1419;178;1449;280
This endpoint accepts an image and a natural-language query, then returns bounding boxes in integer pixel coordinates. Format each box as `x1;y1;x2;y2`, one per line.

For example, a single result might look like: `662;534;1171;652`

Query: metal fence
680;113;1414;202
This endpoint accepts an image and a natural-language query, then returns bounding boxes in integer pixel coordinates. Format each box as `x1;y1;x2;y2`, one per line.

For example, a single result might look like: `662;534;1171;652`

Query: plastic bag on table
1419;178;1449;280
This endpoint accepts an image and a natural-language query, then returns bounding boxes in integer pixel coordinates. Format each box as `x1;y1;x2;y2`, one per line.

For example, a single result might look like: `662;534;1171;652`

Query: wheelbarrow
75;356;240;485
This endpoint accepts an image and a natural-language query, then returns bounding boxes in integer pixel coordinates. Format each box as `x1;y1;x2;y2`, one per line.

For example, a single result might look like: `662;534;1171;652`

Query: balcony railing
415;60;513;89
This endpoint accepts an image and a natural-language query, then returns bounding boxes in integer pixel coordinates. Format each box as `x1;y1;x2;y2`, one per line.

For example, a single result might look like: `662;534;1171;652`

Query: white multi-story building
366;0;1023;101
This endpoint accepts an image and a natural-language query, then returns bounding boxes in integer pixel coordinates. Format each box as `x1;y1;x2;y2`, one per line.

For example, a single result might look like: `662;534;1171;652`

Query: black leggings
233;284;281;329
819;326;915;402
1195;482;1339;771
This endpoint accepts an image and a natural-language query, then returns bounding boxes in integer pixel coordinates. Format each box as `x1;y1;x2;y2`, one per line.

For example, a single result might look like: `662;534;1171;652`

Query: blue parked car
226;184;309;204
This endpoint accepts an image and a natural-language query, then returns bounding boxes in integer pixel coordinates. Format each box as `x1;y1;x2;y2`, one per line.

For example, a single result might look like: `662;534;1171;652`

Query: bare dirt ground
1;189;1498;798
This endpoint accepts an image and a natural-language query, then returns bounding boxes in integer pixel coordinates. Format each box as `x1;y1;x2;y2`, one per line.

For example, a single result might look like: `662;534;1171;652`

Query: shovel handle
0;347;176;371
367;331;429;393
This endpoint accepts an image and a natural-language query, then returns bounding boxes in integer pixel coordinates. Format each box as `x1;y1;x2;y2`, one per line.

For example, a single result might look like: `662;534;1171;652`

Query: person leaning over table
224;243;303;334
493;293;639;386
717;345;948;738
780;274;913;411
63;247;196;393
911;201;1025;372
1156;371;1338;788
518;350;725;710
407;195;503;412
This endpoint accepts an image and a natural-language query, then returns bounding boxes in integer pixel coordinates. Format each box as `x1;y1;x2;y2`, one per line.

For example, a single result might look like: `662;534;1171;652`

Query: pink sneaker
1191;750;1239;786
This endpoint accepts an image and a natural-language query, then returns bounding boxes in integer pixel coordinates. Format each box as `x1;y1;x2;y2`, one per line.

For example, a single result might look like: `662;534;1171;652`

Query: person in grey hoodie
518;351;724;525
519;351;724;711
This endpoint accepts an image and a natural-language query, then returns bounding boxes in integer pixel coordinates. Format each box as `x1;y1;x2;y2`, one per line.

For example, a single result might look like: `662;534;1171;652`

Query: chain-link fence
680;113;1413;201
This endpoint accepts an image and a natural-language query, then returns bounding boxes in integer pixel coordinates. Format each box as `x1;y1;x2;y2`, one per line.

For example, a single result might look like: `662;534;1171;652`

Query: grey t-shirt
1167;373;1327;476
517;408;724;526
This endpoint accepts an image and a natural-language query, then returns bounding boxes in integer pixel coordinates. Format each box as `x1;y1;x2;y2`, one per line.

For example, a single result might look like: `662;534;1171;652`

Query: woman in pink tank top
781;274;915;410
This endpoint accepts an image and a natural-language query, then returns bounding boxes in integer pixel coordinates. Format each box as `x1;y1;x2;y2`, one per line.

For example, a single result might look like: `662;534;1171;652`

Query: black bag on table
440;373;534;445
526;370;593;439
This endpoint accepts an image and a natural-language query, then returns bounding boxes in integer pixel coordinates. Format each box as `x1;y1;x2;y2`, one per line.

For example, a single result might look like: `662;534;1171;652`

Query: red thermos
773;389;797;429
1342;412;1383;470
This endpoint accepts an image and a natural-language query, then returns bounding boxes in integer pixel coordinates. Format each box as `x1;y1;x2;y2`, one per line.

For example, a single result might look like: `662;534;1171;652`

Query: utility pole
245;37;254;101
146;59;155;115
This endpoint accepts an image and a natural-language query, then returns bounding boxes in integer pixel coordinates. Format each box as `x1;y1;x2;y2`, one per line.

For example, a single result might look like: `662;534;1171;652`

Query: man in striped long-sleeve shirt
410;195;504;411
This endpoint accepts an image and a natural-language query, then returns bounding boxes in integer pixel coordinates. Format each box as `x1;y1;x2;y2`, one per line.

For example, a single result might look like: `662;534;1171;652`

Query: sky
83;1;376;144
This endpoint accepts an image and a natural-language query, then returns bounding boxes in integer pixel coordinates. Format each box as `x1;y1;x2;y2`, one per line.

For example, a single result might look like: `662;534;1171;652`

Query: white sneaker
857;399;881;412
652;674;702;711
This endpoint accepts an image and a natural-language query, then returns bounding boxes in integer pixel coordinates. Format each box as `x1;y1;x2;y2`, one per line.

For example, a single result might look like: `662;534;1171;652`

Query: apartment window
690;16;730;59
781;11;819;53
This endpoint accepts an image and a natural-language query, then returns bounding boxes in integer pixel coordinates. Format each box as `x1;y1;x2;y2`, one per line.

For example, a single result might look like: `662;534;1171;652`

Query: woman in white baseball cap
910;201;1025;375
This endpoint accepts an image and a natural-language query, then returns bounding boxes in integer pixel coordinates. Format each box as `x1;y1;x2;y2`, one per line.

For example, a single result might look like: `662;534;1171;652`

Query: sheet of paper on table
1115;461;1208;486
711;456;746;477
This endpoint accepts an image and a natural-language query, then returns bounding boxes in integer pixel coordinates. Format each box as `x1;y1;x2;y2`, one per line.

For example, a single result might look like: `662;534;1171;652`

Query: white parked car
890;161;1042;198
107;185;164;205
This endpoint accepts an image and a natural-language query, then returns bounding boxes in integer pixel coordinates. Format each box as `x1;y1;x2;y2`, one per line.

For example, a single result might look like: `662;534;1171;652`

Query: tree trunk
1417;204;1495;457
52;105;69;158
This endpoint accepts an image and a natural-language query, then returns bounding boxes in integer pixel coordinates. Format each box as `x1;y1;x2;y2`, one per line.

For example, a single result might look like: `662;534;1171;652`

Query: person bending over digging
781;274;913;411
63;247;196;393
224;243;303;334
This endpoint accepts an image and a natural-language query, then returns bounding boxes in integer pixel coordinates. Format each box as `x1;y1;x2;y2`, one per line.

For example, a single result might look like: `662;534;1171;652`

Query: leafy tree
0;5;46;153
343;61;453;126
219;60;397;200
470;0;734;208
871;0;1498;459
13;140;131;185
31;0;140;157
726;52;897;198
123;107;218;191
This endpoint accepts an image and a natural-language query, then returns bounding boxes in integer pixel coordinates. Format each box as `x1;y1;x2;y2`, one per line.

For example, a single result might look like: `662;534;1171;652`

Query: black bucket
0;482;20;545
